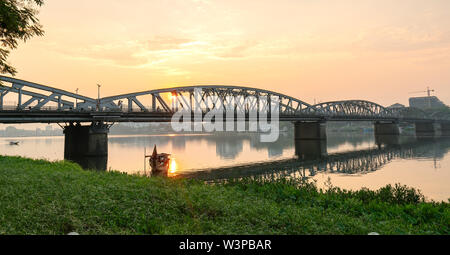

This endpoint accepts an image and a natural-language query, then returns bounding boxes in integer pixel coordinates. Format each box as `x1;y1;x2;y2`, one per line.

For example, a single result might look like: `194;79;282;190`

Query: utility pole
75;88;79;109
96;84;101;111
97;84;101;99
426;86;435;109
426;86;435;97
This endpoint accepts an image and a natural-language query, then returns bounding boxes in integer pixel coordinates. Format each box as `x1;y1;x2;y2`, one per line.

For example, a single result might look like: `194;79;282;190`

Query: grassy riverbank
0;155;448;235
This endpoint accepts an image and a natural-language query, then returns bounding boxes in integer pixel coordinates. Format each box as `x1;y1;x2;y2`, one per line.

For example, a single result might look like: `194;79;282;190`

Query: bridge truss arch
99;85;318;116
1;75;450;124
0;76;97;111
305;100;394;119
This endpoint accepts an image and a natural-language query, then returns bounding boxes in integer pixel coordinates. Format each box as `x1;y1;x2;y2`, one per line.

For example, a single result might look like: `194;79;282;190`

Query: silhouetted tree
0;0;44;75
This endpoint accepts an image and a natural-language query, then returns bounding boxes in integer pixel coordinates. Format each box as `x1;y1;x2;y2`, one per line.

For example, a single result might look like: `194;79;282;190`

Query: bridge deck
0;109;431;124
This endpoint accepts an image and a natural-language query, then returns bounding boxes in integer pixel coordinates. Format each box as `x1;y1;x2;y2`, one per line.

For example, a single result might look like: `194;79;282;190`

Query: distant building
409;96;447;110
388;103;405;109
5;126;17;136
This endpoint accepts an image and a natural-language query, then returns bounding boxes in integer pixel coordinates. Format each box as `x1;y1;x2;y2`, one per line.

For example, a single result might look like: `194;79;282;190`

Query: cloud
356;25;450;52
42;25;450;72
43;36;196;68
191;0;211;5
147;36;192;51
216;40;260;58
82;42;149;66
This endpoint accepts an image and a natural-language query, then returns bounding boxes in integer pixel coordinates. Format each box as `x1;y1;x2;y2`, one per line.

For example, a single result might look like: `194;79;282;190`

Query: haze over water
1;131;449;202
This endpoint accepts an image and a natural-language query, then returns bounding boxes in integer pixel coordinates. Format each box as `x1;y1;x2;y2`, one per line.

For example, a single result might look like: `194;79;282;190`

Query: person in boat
149;145;170;174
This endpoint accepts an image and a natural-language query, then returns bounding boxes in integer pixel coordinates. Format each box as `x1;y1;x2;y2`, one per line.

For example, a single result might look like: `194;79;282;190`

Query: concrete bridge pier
294;121;327;140
375;135;401;148
374;122;400;136
415;122;440;138
374;122;401;148
64;122;109;170
294;121;327;160
440;123;450;137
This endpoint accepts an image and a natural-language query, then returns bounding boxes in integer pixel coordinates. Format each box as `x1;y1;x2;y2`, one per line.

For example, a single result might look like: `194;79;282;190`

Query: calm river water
1;131;449;201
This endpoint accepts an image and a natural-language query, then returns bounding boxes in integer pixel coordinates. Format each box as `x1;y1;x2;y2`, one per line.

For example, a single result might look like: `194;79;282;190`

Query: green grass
0;155;448;235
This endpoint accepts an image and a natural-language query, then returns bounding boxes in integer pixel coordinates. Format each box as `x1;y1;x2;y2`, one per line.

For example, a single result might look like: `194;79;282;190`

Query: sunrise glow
7;0;450;107
170;158;177;174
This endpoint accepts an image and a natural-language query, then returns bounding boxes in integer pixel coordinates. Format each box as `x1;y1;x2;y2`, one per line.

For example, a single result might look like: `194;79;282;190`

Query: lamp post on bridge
97;84;101;111
75;88;79;109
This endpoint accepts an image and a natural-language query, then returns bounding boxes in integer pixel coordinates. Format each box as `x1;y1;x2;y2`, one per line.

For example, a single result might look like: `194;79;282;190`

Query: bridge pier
64;122;109;170
374;122;402;148
295;140;327;160
294;121;327;160
440;123;450;137
415;122;440;138
294;121;327;140
374;122;400;136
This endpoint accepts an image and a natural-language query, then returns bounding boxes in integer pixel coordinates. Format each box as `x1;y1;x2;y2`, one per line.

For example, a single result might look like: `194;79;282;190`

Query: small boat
146;145;171;176
9;141;19;145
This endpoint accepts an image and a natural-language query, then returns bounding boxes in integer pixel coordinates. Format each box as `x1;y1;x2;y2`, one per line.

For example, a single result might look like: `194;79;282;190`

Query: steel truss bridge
1;76;450;124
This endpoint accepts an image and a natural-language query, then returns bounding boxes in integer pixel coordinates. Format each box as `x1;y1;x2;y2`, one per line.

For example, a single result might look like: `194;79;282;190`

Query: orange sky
7;0;450;107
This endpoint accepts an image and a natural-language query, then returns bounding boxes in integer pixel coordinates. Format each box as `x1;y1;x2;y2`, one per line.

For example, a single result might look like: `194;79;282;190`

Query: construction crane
409;87;435;97
409;86;436;109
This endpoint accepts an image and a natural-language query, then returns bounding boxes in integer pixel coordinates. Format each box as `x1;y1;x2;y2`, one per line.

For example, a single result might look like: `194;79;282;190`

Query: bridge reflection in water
174;136;450;182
